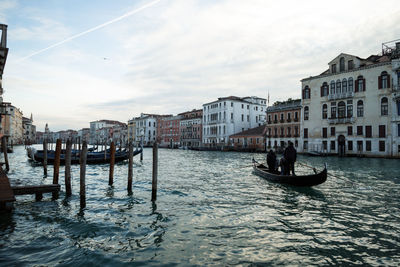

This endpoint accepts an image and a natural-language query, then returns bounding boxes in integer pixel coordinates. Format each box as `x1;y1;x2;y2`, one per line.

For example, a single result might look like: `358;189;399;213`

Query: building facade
229;125;267;152
203;96;267;148
157;115;182;148
301;41;400;157
89;120;125;144
266;99;301;151
178;109;203;149
22;115;36;144
131;113;164;146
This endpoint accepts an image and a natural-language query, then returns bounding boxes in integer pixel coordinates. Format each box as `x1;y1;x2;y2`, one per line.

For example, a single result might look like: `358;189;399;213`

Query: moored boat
252;159;327;187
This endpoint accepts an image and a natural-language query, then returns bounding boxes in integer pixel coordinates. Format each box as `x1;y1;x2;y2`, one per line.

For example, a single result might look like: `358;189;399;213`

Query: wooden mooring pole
1;136;9;172
52;139;62;198
43;139;48;177
151;142;158;201
65;139;72;197
109;141;115;186
127;140;133;193
80;141;88;209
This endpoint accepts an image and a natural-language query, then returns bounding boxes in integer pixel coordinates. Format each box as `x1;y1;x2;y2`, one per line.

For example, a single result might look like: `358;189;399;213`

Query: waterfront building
0;24;8;107
300;40;400;157
130;113;166;146
22;114;36;144
266;99;301;151
89;119;125;144
178;109;203;149
2;105;24;145
229;125;267;152
127;119;136;142
202;96;267;148
77;128;90;142
157;115;182;148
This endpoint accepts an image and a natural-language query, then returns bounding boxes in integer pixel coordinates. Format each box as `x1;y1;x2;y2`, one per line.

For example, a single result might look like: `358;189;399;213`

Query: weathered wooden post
109;141;115;186
1;136;9;172
52;139;62;198
152;142;158;201
43;139;48;177
104;140;107;160
65;139;72;197
80;141;88;209
127;140;133;193
140;141;143;161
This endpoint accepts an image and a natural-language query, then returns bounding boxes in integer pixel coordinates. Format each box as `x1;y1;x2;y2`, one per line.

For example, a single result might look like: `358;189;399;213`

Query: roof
203;96;266;106
267;99;301;112
230;125;267;138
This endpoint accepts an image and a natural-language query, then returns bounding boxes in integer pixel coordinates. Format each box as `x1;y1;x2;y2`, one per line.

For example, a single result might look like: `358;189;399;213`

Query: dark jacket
284;145;297;162
267;151;277;168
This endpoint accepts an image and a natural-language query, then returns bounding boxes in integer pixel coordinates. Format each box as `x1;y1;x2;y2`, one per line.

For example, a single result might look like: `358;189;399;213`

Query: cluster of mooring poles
40;138;158;209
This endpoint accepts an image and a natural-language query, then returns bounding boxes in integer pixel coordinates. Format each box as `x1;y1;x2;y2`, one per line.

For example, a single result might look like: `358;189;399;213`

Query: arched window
303;86;310;99
304;106;309;120
321;82;329;96
355;76;365;92
357;100;364;117
348;77;354;92
336;79;342;94
340;57;345;72
322;104;328;119
342;78;347;93
338;101;346;118
379;71;390;89
381;97;388;116
330;81;335;95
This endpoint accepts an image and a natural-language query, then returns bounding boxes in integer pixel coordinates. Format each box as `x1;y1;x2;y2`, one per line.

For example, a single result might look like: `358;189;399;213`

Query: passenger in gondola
266;150;277;171
279;157;290;175
283;141;297;175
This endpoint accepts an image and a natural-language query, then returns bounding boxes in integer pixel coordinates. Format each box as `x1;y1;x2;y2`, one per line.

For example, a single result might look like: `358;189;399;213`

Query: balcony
328;117;355;124
267;120;272;124
294;118;299;122
287;118;291;122
393;84;400;92
273;120;278;124
280;119;285;123
328;91;354;100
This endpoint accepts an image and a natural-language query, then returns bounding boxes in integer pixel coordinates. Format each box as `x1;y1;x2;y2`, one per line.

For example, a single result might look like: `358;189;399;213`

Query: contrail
18;0;162;62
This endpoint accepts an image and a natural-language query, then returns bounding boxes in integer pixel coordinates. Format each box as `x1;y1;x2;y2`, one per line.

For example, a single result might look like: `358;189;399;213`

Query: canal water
1;145;399;266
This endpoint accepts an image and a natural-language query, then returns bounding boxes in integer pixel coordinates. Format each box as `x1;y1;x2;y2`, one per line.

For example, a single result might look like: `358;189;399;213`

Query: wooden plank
12;184;60;195
0;165;15;202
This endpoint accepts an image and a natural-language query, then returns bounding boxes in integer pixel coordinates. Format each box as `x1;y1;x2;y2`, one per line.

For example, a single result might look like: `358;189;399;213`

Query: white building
300;40;400;157
89;119;124;144
130;113;159;146
202;96;267;148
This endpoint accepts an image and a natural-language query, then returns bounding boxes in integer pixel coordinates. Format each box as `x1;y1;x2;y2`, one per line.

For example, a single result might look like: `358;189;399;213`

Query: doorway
338;135;346;156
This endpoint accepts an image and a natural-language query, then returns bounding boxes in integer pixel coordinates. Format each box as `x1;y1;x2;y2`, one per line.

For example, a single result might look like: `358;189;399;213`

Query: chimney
0;24;7;48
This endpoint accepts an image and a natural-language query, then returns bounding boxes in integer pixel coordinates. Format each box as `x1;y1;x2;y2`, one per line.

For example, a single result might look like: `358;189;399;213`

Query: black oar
297;161;353;184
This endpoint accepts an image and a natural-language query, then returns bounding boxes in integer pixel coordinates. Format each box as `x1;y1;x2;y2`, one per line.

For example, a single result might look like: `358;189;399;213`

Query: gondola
27;147;142;165
252;159;327;187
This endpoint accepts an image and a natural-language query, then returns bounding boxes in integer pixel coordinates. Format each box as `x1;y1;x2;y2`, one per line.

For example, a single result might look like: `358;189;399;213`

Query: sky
1;0;400;132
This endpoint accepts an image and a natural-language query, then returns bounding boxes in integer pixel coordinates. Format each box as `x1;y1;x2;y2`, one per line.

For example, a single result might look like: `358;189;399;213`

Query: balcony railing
287;118;291;122
328;91;354;100
280;119;284;123
393;84;400;92
328;117;355;124
268;120;272;124
273;120;278;124
294;118;299;122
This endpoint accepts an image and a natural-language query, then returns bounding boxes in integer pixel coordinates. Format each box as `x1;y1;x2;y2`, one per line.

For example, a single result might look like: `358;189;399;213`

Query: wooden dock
0;165;15;211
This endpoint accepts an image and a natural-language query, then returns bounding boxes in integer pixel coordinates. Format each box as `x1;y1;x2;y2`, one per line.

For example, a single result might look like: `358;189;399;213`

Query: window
288;113;291;121
280;127;284;137
247;105;249;109
322;104;328;119
379;141;385;152
338;101;346;118
366;141;371;151
242;104;244;109
304;128;308;139
247;115;249;122
378;71;390;89
231;102;233;107
304;141;308;150
330;127;335;136
355;76;365;92
348;60;354;70
357;141;363;151
398;124;400;137
357;126;363;135
331;102;337;119
381;97;388;116
348;126;353;136
397;101;400;116
347;100;353;118
379;125;386;138
336;79;342;94
348;140;353;151
357;100;364;117
340;57;345;72
342;78;347;93
304;106;309;120
231;113;233;119
241;114;244;121
323;141;327;150
366;126;372;138
287;127;291;136
330;81;336;95
295;112;298;120
323;127;327;138
348;77;353;92
331;64;337;73
280;113;284;122
331;141;336;151
303;86;311;99
321;82;329;96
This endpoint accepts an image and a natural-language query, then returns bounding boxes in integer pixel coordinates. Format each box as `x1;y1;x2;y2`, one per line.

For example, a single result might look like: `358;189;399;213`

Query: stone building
157;115;182;148
300;40;400;157
229;125;267;152
202;96;267;149
266;99;301;151
178;109;203;149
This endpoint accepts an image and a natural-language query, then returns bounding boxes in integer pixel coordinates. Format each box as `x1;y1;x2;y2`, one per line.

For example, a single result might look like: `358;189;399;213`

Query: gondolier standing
283;141;297;175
